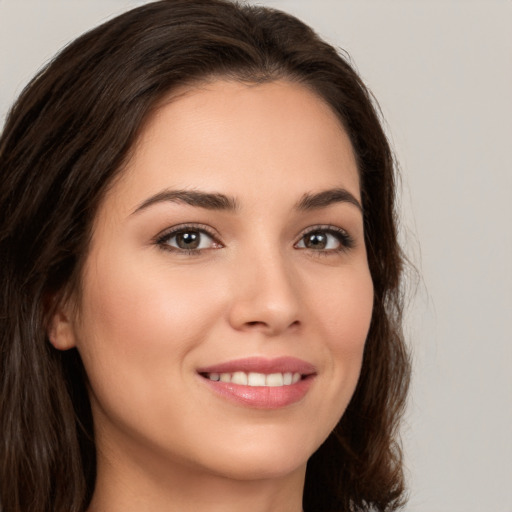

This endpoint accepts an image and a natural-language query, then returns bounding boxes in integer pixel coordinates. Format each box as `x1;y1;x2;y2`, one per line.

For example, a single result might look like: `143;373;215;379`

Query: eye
295;226;354;252
156;225;221;253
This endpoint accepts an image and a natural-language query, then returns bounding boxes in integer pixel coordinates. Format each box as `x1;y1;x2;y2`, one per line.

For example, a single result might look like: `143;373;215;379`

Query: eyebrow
131;187;362;216
295;188;363;213
131;189;239;215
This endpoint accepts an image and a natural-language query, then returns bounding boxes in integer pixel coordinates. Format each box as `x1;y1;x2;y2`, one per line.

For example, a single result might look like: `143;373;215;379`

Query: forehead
106;80;360;214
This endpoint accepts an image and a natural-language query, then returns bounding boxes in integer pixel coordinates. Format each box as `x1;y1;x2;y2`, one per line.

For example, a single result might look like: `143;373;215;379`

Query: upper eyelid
154;223;222;243
295;224;351;239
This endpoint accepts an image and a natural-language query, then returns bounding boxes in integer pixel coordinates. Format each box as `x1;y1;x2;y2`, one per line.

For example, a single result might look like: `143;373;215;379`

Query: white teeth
205;371;303;386
231;371;248;385
248;372;266;386
266;373;284;387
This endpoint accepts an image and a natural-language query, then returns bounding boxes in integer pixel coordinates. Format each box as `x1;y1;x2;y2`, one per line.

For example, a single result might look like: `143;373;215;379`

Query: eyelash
155;223;222;255
296;225;355;255
154;224;355;255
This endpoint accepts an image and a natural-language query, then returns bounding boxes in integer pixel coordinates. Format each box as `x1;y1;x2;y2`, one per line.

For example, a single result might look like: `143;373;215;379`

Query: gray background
1;1;511;510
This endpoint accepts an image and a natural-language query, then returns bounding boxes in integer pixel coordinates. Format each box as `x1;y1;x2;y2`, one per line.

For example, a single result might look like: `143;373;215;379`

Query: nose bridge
228;240;301;335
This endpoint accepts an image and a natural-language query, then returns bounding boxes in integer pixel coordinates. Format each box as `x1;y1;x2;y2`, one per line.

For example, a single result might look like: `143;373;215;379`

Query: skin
50;80;374;512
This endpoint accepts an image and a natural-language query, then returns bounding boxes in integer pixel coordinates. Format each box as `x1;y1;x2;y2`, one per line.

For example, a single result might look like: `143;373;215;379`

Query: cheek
312;262;373;350
73;248;226;405
79;250;218;345
308;264;373;410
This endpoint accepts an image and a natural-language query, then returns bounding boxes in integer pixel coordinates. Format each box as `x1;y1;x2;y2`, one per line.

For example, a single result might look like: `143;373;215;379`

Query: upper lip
197;356;316;376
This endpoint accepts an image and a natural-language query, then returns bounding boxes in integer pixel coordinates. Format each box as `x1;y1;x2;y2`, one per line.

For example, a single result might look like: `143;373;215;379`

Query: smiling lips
197;357;316;409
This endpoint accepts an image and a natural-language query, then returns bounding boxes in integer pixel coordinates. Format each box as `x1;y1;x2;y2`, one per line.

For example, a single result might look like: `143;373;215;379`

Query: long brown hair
0;1;410;511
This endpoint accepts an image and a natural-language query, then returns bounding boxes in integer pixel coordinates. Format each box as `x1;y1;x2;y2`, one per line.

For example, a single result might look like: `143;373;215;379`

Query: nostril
244;319;300;332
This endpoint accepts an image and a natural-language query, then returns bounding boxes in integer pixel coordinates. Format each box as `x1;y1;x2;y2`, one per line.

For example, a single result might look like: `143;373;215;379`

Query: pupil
176;231;200;249
306;232;326;249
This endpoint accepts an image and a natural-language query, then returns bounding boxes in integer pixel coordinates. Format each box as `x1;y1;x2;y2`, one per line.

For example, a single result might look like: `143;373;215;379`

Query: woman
0;1;410;511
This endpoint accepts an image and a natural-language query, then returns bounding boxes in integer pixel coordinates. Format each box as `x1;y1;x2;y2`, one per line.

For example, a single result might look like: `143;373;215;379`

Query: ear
47;302;77;351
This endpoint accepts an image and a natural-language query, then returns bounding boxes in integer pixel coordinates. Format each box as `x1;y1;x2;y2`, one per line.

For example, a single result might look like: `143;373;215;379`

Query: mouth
200;371;304;386
196;357;316;409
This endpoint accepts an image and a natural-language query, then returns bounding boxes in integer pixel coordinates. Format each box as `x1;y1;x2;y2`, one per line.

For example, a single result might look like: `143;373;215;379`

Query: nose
227;250;302;336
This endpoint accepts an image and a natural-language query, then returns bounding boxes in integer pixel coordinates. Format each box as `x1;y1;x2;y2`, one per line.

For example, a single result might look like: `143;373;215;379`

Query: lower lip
200;375;314;409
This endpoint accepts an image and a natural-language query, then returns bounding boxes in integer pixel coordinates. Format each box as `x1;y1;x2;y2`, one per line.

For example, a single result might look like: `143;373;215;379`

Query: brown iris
303;232;328;250
175;231;201;250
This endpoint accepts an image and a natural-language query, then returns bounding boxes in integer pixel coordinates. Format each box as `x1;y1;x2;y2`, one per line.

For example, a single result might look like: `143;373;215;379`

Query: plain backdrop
1;1;511;511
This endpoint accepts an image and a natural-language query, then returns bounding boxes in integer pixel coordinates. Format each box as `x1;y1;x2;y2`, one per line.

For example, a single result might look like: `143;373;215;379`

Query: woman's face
58;80;373;483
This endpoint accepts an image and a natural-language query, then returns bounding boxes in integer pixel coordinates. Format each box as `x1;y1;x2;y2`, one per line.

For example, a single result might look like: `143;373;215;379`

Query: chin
191;429;320;481
205;455;307;482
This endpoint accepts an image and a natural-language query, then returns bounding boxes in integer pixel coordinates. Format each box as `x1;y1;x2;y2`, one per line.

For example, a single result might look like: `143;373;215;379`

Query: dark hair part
0;1;410;511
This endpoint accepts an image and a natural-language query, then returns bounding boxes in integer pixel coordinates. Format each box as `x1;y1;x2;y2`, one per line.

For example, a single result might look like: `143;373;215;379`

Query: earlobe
48;306;77;351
